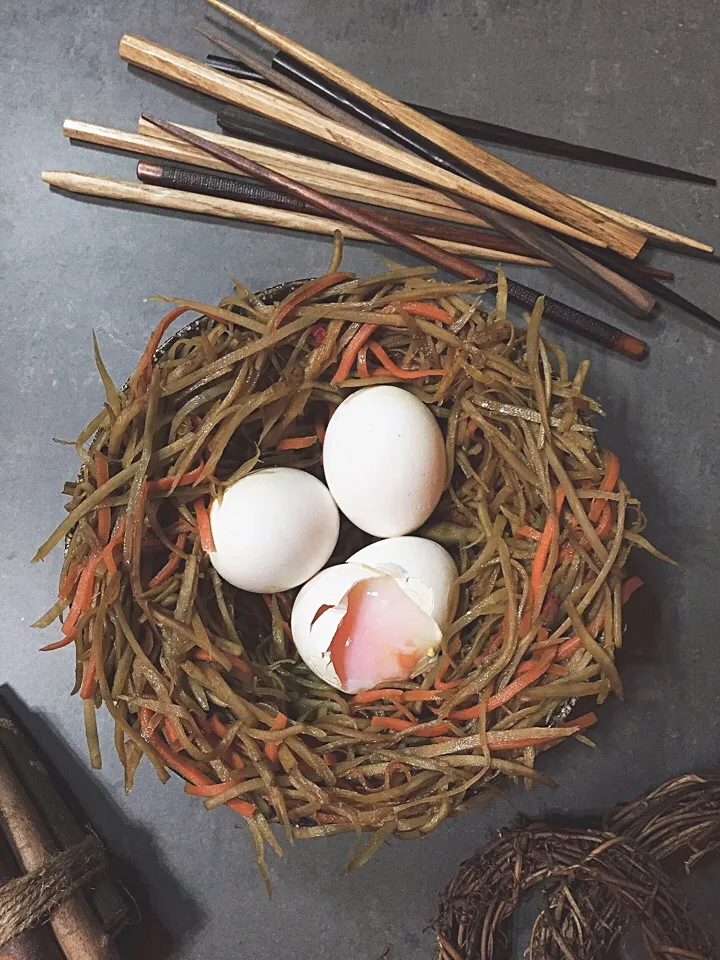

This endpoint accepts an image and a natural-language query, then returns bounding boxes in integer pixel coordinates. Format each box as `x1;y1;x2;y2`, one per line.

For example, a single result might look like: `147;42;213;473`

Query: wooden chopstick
68;118;495;229
135;115;709;257
117;35;608;249
139;114;647;360
198;33;655;315
41;170;546;266
204;0;646;259
134;159;547;258
206;53;717;187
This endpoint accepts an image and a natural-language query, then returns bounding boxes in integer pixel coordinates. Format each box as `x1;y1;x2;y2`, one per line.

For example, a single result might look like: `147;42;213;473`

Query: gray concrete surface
1;1;719;957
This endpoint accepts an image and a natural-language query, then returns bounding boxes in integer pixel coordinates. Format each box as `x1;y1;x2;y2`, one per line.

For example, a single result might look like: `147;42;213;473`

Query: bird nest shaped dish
34;260;663;881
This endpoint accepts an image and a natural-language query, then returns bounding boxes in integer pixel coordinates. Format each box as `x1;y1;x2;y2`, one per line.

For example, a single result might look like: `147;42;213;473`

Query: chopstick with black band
141;113;647;360
205;53;716;187
200;30;655;319
135;159;549;256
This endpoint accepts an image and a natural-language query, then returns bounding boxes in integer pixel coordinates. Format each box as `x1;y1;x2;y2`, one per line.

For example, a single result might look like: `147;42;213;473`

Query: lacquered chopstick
204;0;646;258
214;107;713;256
134;159;547;258
205;53;716;187
141;113;647;360
201;34;654;317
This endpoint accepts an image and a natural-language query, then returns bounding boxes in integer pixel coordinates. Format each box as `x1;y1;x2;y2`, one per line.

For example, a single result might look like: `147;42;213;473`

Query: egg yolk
328;575;440;693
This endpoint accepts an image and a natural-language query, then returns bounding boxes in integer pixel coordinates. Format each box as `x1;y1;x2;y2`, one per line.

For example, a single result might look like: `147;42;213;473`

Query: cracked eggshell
291;562;384;690
349;536;459;628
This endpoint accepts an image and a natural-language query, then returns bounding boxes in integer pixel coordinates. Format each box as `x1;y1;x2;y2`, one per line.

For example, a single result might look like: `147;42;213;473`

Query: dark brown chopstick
135;159;547;255
204;35;654;318
142;113;647;360
205;53;716;186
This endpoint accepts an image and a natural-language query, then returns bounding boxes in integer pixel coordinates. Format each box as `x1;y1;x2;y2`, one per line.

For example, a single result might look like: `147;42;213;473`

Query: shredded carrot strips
79;655;98;700
517;525;542;541
193;498;215;552
193;648;253;678
332;323;376;384
101;518;127;575
370;716;452;737
148;533;187;588
94;453;110;545
589;451;620;522
449;648;556;721
621;575;644;605
147;462;205;491
397;301;454;324
140;708;255;817
367;342;445;380
130;306;191;397
270;272;352;331
59;561;81;601
276;436;317;451
61;553;101;639
352;689;405;704
264;712;288;764
39;635;76;652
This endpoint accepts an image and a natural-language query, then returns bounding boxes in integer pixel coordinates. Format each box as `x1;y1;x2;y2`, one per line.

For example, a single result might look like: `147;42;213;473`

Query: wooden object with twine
0;835;107;950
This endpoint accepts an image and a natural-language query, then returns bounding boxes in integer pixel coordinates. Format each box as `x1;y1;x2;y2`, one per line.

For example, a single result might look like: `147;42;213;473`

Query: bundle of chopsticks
42;0;717;360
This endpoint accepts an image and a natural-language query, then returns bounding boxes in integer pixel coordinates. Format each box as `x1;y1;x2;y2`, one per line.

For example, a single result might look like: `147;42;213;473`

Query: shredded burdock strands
34;248;668;887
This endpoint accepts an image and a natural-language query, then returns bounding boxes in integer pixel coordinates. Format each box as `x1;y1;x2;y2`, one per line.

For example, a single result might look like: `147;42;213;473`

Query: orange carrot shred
352;689;405;704
332;323;377;384
264;712;288;764
588;451;620;522
276;436;317;451
367;341;444;380
449;648;556;721
140;708;255;817
130;306;191;398
148;533;187;589
397;301;453;324
270;272;352;331
517;525;542;542
61;553;101;639
193;498;215;552
147;462;206;491
101;518;126;575
58;561;81;601
621;575;644;605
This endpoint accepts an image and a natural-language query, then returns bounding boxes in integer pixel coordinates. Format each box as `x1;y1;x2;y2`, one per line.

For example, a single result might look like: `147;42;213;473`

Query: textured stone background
1;1;718;956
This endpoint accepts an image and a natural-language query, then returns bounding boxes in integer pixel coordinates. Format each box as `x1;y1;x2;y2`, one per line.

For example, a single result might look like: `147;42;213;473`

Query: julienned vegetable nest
35;258;664;882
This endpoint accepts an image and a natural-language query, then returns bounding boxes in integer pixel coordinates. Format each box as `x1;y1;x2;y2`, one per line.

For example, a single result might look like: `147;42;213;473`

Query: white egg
209;467;339;593
291;536;458;694
348;536;459;628
322;385;446;537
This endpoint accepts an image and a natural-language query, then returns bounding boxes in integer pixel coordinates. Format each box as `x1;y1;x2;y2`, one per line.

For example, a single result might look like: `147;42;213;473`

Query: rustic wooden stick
140;114;648;358
204;0;646;258
0;829;63;960
41;170;546;265
197;32;655;314
0;698;126;936
117;35;607;249
134;159;546;256
0;744;116;960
